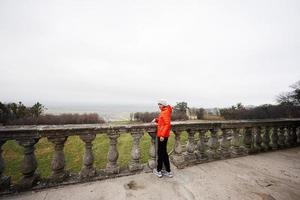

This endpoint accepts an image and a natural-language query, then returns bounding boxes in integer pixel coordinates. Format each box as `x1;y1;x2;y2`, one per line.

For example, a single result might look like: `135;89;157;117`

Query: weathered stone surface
129;131;143;172
253;127;262;153
183;130;197;164
231;128;243;157
0;119;299;195
270;127;279;150
5;147;300;200
220;128;231;158
80;134;96;179
48;136;68;183
147;132;156;170
195;129;208;161
170;130;185;168
278;127;286;148
16;138;40;190
207;128;220;160
262;127;271;151
106;132;120;174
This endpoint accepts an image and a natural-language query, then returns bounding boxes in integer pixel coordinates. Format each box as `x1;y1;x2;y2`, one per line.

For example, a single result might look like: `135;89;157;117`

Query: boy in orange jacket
152;99;173;178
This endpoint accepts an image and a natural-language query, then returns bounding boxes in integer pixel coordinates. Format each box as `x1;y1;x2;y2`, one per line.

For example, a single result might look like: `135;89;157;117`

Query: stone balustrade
0;119;300;194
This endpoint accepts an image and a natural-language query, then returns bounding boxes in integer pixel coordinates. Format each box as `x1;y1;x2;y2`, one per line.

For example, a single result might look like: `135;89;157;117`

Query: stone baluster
243;127;253;154
231;128;243;157
297;127;300;145
270;127;279;150
220;128;231;158
173;130;182;155
0;140;10;191
284;127;292;147
48;136;68;182
79;134;96;178
16;138;40;190
184;129;197;163
261;127;271;151
170;129;185;168
186;129;196;154
147;131;157;170
207;128;220;160
278;127;285;148
253;127;262;153
195;129;208;161
290;126;297;146
129;130;144;172
106;131;120;174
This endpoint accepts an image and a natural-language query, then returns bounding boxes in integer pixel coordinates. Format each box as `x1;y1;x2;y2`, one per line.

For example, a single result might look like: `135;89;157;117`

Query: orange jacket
155;105;172;138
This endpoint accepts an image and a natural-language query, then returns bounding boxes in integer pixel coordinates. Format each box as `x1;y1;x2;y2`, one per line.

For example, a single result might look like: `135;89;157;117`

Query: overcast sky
0;0;300;108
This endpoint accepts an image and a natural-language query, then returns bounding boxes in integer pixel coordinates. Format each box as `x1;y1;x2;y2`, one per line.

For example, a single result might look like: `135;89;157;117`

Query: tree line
0;101;105;125
133;80;300;122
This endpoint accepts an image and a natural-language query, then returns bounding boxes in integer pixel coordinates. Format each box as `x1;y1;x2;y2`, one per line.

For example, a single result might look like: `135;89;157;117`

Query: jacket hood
161;105;172;113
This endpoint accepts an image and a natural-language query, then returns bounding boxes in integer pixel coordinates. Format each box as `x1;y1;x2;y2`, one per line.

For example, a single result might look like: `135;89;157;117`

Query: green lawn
3;131;188;183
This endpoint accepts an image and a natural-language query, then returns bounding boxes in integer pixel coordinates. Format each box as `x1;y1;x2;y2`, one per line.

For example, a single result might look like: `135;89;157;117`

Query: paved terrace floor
3;147;300;200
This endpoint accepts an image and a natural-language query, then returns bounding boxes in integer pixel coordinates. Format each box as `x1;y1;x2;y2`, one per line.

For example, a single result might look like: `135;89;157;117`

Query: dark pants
157;137;171;172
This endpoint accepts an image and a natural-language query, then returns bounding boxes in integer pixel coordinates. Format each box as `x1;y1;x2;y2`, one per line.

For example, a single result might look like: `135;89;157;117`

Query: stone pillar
129;131;144;172
147;131;156;170
231;128;243;157
195;129;208;161
106;132;120;174
183;129;197;163
262;127;271;151
16;138;40;190
207;128;220;160
270;127;279;150
253;127;262;153
79;134;96;178
297;127;300;146
170;130;185;168
243;127;253;154
220;128;231;158
48;136;68;183
278;127;285;148
284;127;292;147
290;126;297;146
0;140;10;191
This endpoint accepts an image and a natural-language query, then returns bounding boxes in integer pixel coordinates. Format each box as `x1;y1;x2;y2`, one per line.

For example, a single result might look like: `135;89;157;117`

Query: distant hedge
0;101;105;125
220;104;300;120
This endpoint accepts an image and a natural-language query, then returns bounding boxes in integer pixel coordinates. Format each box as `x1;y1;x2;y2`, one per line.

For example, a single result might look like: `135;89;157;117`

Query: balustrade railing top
1;118;300;138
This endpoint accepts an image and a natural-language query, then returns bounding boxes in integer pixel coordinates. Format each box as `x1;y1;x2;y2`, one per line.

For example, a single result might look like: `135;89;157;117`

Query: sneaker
162;170;173;178
153;169;163;178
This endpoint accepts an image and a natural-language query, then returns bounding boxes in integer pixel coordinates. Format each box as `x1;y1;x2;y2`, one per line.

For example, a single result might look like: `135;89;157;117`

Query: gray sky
1;0;300;108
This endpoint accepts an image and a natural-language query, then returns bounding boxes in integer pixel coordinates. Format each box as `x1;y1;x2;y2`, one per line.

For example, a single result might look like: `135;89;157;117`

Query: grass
2;131;187;183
